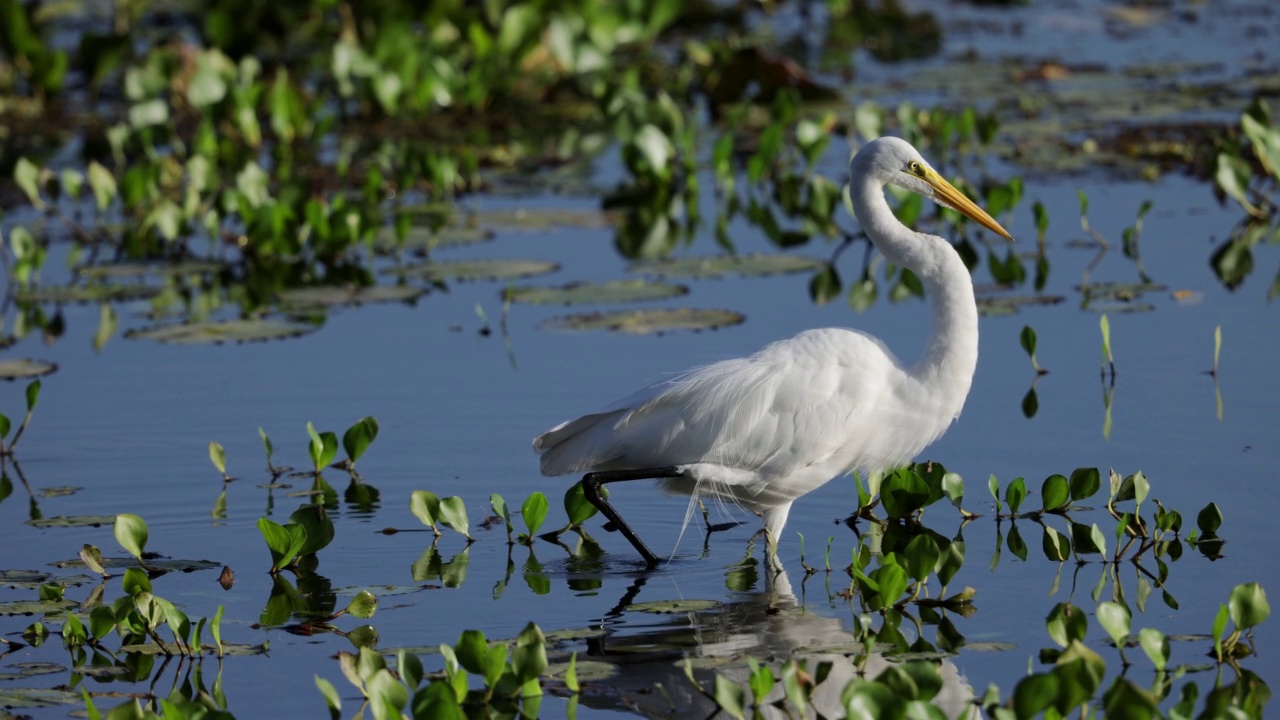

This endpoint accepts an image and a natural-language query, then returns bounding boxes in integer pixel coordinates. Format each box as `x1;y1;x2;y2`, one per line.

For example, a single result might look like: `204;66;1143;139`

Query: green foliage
114;513;149;561
342;416;379;467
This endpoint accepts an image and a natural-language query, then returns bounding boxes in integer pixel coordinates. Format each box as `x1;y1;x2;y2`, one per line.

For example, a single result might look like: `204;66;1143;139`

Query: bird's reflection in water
562;557;981;719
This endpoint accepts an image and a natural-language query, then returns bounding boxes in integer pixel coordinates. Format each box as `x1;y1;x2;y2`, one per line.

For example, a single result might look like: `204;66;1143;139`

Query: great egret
534;136;1012;564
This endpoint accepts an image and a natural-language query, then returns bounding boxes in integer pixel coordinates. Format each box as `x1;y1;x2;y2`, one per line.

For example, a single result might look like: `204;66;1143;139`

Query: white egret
534;136;1013;564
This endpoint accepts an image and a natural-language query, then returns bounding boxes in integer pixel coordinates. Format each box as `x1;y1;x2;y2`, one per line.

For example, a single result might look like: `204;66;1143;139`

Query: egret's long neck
850;177;979;419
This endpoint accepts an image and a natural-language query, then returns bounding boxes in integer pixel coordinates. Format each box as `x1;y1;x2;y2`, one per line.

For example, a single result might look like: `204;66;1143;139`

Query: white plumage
534;137;1012;557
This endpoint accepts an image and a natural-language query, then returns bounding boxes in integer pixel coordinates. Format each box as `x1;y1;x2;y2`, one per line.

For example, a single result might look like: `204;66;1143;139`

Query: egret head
852;137;1013;241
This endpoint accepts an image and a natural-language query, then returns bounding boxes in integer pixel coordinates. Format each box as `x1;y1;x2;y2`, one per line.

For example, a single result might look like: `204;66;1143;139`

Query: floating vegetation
538;308;745;335
24;515;117;528
276;284;426;311
15;284;161;304
74;260;229;280
503;279;688;306
630;254;825;280
372;225;494;254
0;359;57;380
388;259;560;283
629;599;721;614
975;294;1066;316
125;319;318;345
471;208;613;230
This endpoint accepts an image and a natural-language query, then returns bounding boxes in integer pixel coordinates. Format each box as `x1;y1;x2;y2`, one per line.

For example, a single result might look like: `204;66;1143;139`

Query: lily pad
387;259;560;282
627;599;721;613
15;284;161;303
276;285;425;311
0;359;57;380
0;599;77;616
125;319;318;345
0;570;52;589
975;295;1066;316
0;687;81;708
0;662;64;678
119;641;268;657
539;308;744;335
545;659;617;682
472;208;612;230
504;279;688;306
36;486;81;498
75;261;228;280
630;254;825;279
52;557;220;572
373;226;494;253
25;515;117;528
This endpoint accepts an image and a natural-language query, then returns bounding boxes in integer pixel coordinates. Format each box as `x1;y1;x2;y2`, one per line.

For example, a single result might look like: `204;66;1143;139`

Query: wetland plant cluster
0;420;1268;718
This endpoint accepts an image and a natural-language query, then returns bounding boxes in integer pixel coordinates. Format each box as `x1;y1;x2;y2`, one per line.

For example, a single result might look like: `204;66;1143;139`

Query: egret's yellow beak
921;168;1014;241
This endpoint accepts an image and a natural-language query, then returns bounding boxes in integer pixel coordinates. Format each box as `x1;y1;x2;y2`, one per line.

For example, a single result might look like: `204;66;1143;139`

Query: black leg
581;466;682;567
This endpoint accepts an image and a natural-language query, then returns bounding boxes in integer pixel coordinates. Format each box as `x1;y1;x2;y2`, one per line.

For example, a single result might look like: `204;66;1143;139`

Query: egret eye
908;161;922;175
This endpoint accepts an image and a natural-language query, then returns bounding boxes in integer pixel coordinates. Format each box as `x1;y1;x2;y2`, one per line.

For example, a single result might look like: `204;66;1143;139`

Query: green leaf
1019;325;1037;358
79;544;107;576
1228;582;1269;630
903;534;941;583
342;416;379;464
454;629;489;675
86;161;117;212
1197;503;1222;534
14;158;43;209
564;652;580;693
1041;474;1069;512
1046;603;1087;648
870;560;908;609
713;675;746;720
25;380;41;413
941;472;963;509
410;491;441;530
438;496;471;540
881;468;930;519
522;492;549;537
1005;477;1026;515
1013;672;1059;719
315;676;342;719
1137;628;1169;671
1212;604;1229;657
114;514;149;559
209;442;227;475
491;493;511;529
1042;526;1071;562
1096;602;1130;647
809;264;841;305
1215;152;1264;217
289;504;335;556
257;517;306;571
562;483;598;528
987;475;1001;511
1068;468;1101;502
511;622;547;688
122;566;151;597
345;590;378;619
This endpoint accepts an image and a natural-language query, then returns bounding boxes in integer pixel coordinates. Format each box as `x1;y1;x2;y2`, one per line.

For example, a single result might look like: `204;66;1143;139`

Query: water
2;2;1278;717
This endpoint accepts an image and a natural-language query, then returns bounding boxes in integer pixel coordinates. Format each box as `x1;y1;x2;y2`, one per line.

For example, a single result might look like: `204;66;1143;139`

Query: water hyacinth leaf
122;566;151;597
903;534;941;583
289;504;335;556
79;545;106;576
1138;628;1169;671
539;308;744;335
565;652;580;693
209;442;227;475
345;590;378;619
87;161;117;211
454;629;489;676
257;518;306;571
1197;502;1222;534
342;416;379;464
871;561;908;608
522;492;549;537
562;483;598;527
504;279;687;306
410;491;441;531
941;472;963;509
511;622;548;688
1007;524;1028;561
1046;603;1087;648
315;676;342;719
114;514;148;559
24;381;40;413
987;475;1001;511
1005;477;1026;515
490;493;511;529
713;675;747;720
1228;582;1269;630
13;158;43;209
1042;526;1071;562
748;658;774;704
1041;475;1069;511
1020;325;1037;358
880;468;930;519
1096;602;1130;647
438;497;471;540
1068;468;1101;502
1212;604;1229;657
